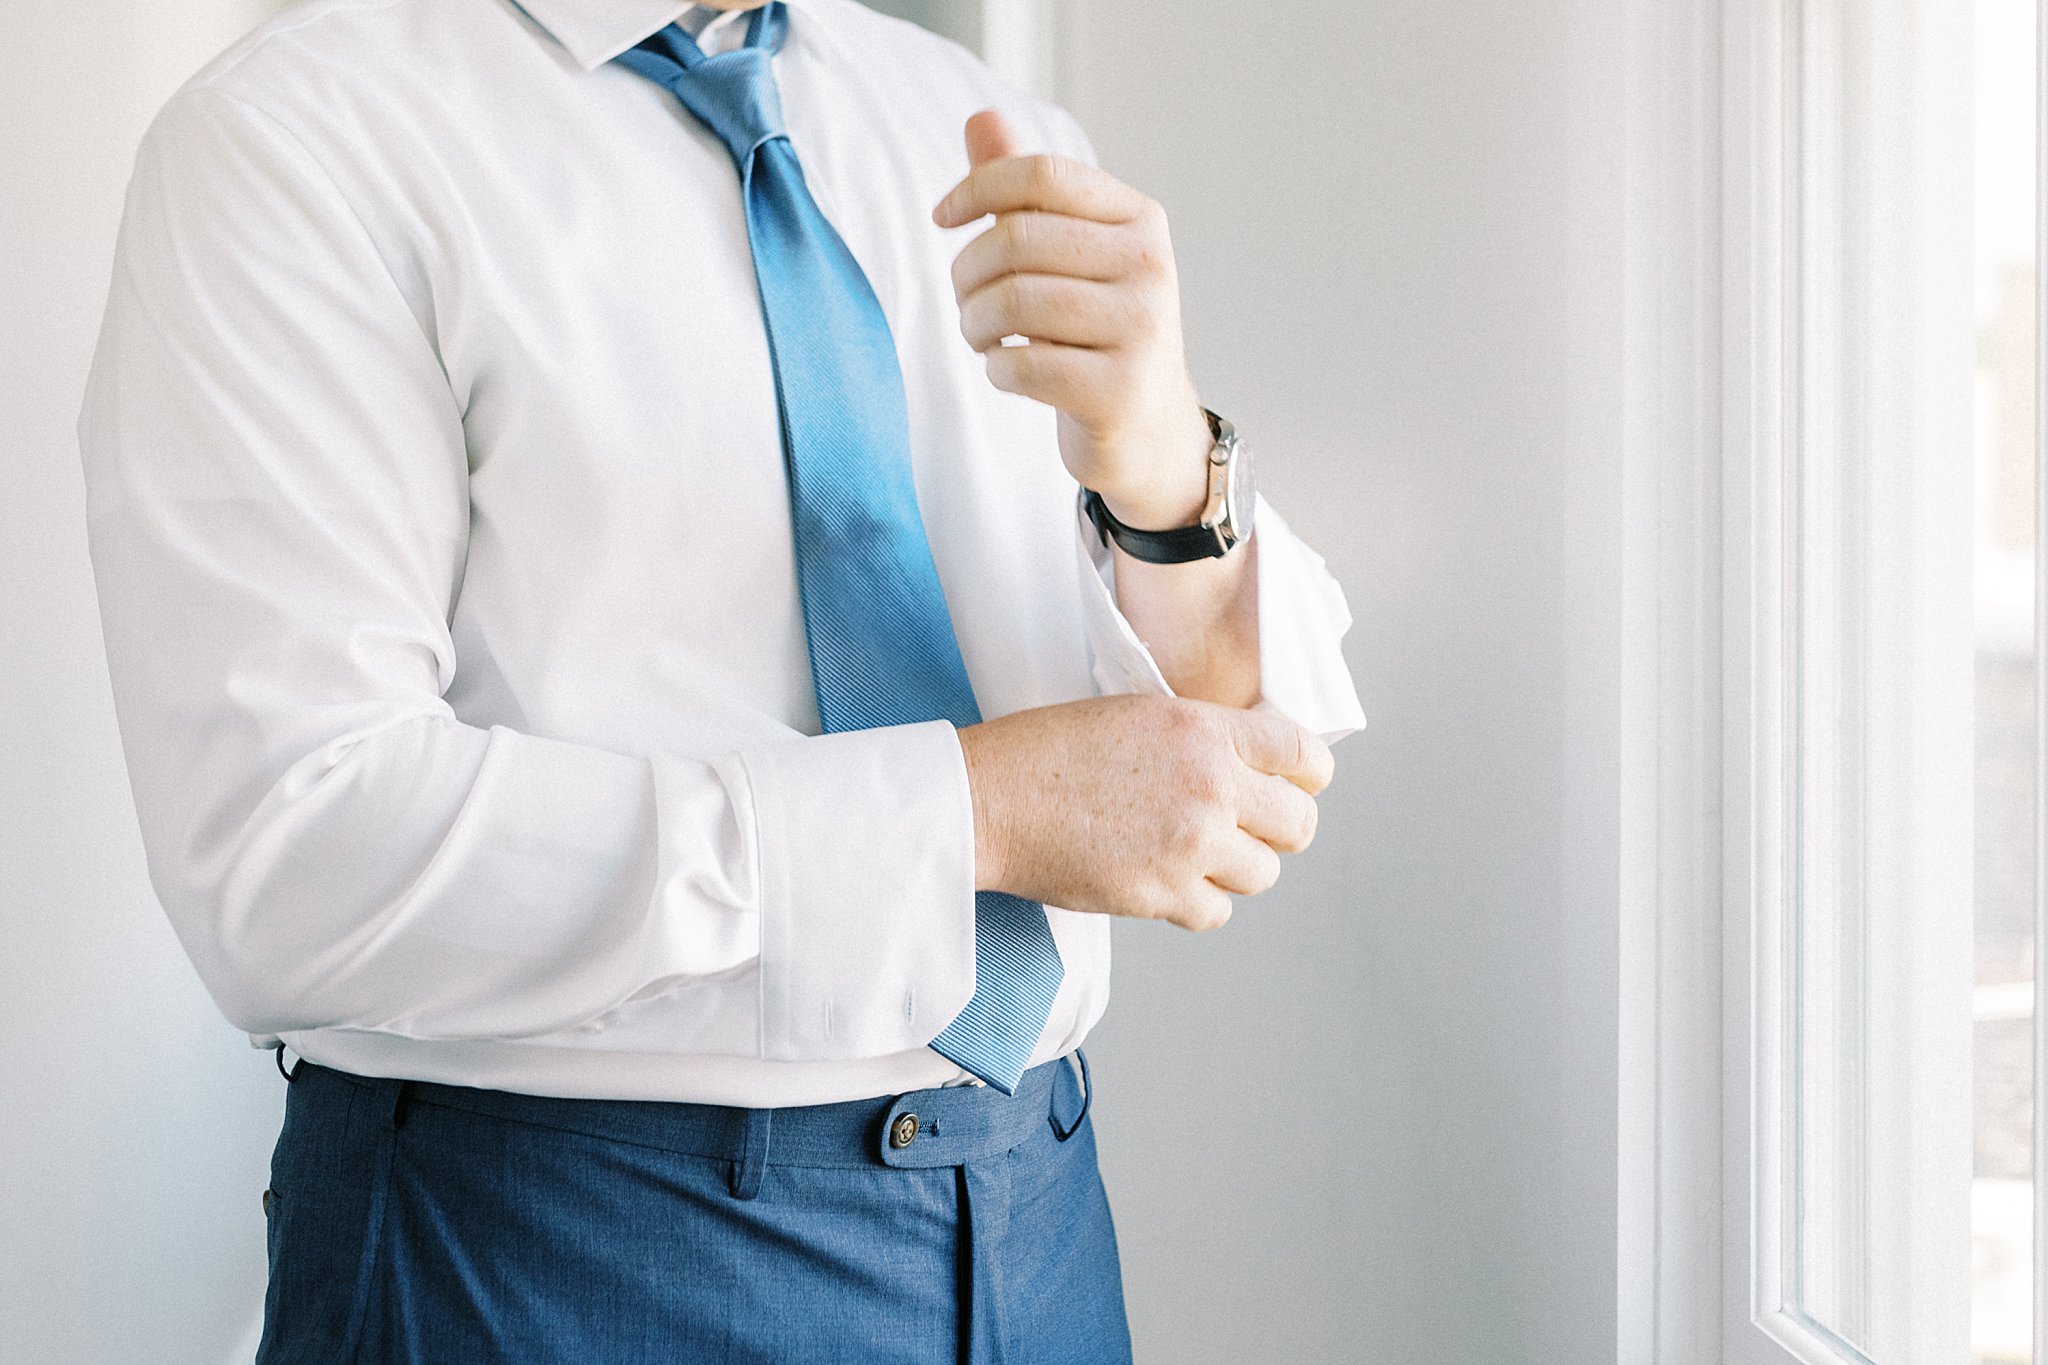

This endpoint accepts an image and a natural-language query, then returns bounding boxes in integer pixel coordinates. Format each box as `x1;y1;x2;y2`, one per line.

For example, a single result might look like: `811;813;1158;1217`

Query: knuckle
1028;153;1064;194
985;346;1038;393
1144;881;1188;928
996;274;1037;324
1013;344;1054;386
1124;883;1162;923
1295;797;1321;849
1163;705;1229;777
1165;814;1209;862
1148;877;1189;925
1130;236;1169;279
1166;695;1217;736
1181;758;1230;810
1254;846;1283;892
982;348;1020;392
950;249;981;298
1304;733;1335;785
999;274;1048;331
979;278;1012;328
1268;812;1310;855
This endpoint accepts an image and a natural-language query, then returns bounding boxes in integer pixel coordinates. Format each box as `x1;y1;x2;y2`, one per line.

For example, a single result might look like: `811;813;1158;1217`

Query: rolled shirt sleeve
76;85;975;1060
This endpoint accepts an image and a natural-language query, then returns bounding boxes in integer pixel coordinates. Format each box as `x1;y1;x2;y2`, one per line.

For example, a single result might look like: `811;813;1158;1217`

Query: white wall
864;0;980;51
1;4;287;1363
1058;2;1630;1361
1;1;1635;1362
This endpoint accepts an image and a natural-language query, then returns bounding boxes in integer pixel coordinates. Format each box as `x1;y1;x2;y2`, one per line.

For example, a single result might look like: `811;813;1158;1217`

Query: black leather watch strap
1081;487;1231;564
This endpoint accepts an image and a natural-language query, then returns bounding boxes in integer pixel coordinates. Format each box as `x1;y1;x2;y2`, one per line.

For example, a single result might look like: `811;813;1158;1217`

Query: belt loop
370;1076;411;1132
274;1042;300;1084
729;1107;772;1200
1048;1049;1092;1142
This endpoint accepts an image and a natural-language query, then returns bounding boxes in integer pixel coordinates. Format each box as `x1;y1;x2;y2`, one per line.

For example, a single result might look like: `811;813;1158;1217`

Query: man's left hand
934;109;1213;532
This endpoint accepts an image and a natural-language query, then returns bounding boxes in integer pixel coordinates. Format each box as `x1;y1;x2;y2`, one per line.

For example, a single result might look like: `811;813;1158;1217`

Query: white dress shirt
76;0;1366;1107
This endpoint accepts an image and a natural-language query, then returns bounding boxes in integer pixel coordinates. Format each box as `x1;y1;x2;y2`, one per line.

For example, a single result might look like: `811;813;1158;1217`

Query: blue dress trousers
255;1056;1131;1363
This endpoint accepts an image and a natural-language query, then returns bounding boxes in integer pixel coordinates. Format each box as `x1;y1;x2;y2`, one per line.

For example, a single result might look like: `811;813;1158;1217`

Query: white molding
2033;0;2047;1358
1615;0;1727;1360
1715;2;1793;1361
1719;0;1977;1360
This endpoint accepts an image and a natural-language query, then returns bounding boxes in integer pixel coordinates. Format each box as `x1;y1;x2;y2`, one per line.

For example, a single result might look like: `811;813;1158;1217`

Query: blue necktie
613;3;1064;1095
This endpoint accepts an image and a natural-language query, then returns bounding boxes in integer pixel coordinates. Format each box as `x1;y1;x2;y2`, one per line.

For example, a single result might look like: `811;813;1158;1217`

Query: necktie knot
617;6;790;169
665;50;786;167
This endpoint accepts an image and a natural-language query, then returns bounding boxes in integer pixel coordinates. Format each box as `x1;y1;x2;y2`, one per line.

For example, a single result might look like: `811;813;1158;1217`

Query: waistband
292;1048;1092;1181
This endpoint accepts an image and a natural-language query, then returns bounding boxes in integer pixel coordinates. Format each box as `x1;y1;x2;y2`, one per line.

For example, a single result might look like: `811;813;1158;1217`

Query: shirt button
889;1112;919;1149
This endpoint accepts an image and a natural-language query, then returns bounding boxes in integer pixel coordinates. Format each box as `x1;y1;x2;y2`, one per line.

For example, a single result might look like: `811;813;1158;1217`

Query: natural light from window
1972;3;2041;1362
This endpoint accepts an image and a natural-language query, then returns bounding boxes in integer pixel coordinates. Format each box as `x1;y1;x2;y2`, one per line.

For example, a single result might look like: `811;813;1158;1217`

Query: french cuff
1243;496;1368;744
1072;486;1368;745
741;718;979;1061
1073;486;1177;699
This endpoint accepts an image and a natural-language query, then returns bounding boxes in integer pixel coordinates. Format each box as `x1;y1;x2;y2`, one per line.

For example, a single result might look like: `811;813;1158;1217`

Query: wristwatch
1081;408;1257;564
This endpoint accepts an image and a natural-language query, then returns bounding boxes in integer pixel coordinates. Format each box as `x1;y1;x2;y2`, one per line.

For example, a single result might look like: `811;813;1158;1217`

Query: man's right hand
955;695;1334;932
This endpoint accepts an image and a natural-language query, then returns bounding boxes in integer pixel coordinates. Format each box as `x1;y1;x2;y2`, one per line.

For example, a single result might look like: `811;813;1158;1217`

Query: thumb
964;108;1021;169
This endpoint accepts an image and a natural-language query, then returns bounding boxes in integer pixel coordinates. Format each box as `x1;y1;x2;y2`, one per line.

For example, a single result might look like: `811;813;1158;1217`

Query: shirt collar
509;0;802;72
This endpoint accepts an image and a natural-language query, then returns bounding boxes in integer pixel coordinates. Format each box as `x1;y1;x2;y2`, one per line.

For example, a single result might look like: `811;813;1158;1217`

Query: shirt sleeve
75;84;976;1062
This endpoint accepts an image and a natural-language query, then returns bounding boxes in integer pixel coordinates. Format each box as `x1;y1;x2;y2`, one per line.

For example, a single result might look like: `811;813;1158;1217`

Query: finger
1234;768;1321;854
1227;709;1335;795
935;153;1150;229
979;340;1118;419
957;273;1140;352
1168;883;1236;934
1204;829;1283;898
950;212;1155;297
964;108;1021;170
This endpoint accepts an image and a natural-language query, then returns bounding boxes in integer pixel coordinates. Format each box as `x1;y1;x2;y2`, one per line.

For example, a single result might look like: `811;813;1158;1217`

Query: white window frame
1622;0;2020;1360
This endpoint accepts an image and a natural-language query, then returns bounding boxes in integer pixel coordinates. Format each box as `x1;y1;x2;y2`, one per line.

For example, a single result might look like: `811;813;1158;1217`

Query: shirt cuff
1072;487;1367;745
739;718;979;1061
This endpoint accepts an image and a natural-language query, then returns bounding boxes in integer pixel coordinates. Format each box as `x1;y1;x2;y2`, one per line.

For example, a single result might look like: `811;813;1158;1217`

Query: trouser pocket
256;1067;404;1365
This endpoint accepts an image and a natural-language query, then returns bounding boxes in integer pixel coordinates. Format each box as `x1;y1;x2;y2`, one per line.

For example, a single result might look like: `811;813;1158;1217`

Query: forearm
1104;533;1260;706
1094;412;1261;707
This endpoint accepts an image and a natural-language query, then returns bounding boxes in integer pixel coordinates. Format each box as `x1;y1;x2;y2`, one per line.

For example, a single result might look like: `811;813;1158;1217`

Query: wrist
1093;403;1215;532
955;720;1009;894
